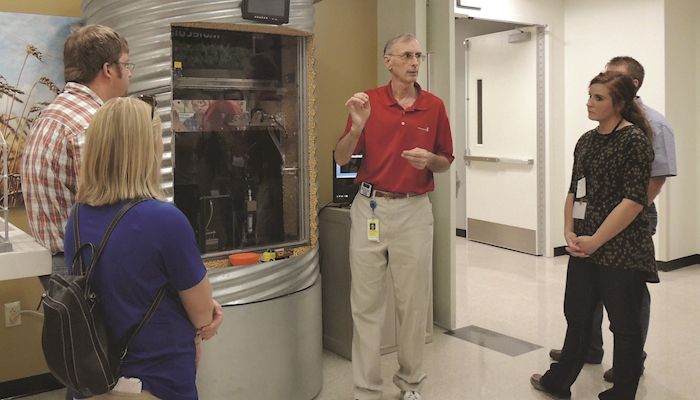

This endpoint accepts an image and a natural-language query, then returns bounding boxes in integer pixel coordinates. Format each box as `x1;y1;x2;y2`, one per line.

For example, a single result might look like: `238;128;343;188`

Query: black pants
587;284;650;364
541;257;646;400
585;203;656;361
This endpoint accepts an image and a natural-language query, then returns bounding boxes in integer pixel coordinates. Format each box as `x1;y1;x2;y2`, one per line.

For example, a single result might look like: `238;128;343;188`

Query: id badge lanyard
573;140;592;221
573;118;624;220
573;150;588;220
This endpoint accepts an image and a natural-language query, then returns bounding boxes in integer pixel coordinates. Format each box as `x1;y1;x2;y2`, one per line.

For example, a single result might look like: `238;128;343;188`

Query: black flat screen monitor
242;0;290;25
333;154;362;204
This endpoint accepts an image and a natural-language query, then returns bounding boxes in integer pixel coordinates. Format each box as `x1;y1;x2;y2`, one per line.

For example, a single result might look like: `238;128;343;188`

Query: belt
373;189;420;199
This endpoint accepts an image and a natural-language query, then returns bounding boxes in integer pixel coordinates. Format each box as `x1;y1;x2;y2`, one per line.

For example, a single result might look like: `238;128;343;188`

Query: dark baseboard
0;373;63;399
657;254;700;272
553;246;567;257
456;228;466;238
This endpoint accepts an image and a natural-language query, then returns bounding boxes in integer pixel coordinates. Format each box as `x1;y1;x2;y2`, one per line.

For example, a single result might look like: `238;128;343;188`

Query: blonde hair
77;97;165;205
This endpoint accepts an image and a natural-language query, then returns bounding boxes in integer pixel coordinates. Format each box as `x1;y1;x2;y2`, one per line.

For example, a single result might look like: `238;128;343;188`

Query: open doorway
454;17;546;256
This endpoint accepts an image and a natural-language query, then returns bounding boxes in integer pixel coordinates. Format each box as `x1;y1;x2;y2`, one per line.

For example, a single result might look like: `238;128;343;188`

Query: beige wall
0;0;81;383
664;0;699;259
0;277;47;381
564;0;667;249
313;0;377;206
377;0;427;84
562;0;698;262
0;0;81;16
425;0;456;329
696;2;700;254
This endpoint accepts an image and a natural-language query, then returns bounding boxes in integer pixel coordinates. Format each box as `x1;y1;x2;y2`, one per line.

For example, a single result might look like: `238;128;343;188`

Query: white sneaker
401;390;423;400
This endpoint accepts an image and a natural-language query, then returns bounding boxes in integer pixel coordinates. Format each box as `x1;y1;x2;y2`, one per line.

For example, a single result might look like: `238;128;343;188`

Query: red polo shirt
341;82;454;194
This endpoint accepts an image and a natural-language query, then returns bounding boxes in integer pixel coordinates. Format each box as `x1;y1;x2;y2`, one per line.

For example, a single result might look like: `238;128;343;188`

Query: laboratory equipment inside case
170;24;309;255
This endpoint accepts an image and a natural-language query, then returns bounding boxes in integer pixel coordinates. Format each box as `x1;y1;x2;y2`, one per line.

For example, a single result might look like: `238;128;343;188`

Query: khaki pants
350;194;433;400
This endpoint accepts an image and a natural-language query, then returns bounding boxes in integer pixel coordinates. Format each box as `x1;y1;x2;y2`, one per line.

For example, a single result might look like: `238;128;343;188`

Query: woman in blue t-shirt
64;97;223;399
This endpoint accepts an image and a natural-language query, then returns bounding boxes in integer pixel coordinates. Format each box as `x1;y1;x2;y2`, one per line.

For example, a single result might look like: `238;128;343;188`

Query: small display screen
242;0;290;24
247;0;286;16
335;154;363;179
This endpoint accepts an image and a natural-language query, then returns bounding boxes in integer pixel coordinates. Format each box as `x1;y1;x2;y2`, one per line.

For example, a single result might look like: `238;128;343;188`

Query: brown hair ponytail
590;71;653;142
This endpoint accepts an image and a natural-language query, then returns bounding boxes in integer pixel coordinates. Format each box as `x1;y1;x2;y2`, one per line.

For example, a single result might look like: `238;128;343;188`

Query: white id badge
572;201;587;219
576;178;586;199
367;218;380;241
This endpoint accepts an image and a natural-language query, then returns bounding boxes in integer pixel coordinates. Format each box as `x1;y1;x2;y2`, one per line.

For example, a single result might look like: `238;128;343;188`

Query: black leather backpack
41;199;165;396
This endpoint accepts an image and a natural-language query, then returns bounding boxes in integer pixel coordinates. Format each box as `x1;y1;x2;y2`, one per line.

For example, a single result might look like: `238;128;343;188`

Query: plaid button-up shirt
21;82;103;254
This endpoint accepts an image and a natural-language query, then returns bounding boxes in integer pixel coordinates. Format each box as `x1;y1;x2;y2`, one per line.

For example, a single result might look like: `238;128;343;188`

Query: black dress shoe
603;368;614;383
549;348;603;364
530;373;571;399
603;365;645;383
549;349;562;361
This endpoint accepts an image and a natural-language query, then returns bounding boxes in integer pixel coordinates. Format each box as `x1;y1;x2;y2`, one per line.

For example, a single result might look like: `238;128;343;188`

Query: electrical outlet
4;301;21;327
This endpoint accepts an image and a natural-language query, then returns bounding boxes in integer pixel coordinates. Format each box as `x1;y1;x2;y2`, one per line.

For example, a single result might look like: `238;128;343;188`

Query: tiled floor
23;238;700;399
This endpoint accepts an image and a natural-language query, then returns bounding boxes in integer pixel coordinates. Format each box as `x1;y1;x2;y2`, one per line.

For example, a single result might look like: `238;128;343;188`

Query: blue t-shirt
64;199;207;400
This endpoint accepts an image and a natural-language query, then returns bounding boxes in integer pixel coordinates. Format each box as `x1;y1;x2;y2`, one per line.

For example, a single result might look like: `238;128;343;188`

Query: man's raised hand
345;92;371;132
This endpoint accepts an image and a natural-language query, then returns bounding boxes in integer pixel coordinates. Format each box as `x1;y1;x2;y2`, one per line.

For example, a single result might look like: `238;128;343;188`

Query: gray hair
383;33;417;55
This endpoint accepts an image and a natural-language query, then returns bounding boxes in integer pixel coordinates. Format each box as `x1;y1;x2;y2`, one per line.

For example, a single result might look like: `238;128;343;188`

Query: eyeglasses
136;94;157;119
386;52;427;63
113;61;136;72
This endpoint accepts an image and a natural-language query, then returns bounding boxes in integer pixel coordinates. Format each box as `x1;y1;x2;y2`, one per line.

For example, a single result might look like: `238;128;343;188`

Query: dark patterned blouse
568;125;657;280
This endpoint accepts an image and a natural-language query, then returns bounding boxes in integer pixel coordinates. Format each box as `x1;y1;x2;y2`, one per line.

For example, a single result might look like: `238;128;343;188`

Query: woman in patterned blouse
531;71;655;400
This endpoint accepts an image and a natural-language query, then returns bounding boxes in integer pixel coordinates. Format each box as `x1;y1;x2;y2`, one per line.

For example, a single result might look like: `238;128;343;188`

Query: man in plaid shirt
21;25;132;275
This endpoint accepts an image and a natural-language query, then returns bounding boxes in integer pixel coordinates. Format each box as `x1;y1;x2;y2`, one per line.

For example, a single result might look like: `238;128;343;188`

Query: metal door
464;26;545;255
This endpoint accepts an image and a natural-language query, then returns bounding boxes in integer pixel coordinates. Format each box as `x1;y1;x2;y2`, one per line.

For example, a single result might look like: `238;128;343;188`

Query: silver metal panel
464;154;534;165
535;26;546;256
82;0;315;198
173;76;280;90
197;279;322;400
208;245;319;305
467;218;537;255
446;324;542;357
298;37;311;244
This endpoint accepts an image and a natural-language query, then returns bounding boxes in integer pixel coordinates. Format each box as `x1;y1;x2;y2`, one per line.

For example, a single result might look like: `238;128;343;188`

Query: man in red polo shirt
334;33;454;400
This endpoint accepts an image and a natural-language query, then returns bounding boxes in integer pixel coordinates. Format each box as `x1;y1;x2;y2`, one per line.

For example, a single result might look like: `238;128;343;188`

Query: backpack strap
83;199;148;284
72;199;168;361
71;242;97;277
120;286;167;360
72;204;85;275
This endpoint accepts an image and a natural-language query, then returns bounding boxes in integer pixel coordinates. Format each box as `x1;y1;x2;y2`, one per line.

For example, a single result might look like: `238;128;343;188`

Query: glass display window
171;24;312;256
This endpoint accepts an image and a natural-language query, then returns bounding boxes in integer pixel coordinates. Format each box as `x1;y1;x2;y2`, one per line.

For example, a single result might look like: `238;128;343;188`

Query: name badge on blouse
576;177;586;199
573;201;587;220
